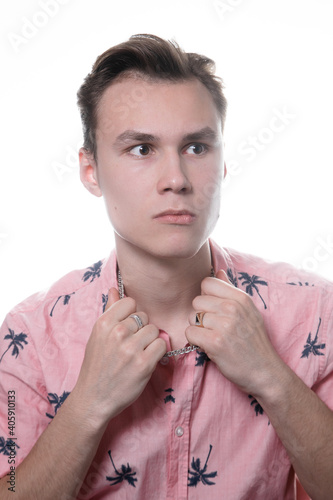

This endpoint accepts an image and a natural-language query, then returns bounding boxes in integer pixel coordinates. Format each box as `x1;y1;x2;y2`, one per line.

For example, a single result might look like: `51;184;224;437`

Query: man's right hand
71;287;166;425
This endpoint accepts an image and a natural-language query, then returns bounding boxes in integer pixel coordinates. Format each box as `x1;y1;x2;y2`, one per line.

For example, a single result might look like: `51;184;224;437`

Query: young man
0;34;332;499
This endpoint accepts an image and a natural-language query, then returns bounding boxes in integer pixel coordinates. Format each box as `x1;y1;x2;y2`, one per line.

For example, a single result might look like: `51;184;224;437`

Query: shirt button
175;426;184;437
160;357;169;365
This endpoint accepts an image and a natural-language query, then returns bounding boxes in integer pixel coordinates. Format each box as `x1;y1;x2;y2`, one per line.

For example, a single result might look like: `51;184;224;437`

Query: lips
153;209;196;224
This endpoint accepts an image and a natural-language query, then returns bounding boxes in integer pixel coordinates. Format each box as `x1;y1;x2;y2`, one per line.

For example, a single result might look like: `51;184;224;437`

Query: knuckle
222;300;238;316
112;322;128;340
94;315;108;333
220;317;234;331
212;332;224;351
124;342;137;359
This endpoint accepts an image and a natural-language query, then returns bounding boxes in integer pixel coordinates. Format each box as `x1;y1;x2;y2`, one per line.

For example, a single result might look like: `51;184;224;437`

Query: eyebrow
114;126;219;146
182;127;219;142
114;130;158;145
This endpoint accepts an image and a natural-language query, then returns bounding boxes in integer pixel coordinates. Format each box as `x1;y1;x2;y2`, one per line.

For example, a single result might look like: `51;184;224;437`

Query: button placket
166;346;197;498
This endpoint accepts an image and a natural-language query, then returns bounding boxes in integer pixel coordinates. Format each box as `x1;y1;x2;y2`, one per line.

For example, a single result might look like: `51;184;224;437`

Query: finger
216;269;231;283
201;274;246;301
133;323;159;347
104;287;120;312
143;337;167;364
125;312;149;333
192;295;228;314
188;310;214;328
102;295;138;327
185;325;207;350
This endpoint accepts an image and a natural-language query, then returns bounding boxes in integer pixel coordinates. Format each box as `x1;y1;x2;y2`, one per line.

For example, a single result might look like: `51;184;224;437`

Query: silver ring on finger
129;314;144;331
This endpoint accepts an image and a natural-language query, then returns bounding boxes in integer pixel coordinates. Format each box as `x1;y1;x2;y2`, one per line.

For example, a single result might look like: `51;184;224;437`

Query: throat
154;314;193;351
115;240;214;352
117;263;210;312
118;270;194;339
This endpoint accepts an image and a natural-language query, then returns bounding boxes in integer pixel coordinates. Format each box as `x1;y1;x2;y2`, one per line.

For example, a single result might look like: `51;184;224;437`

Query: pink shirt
1;240;332;499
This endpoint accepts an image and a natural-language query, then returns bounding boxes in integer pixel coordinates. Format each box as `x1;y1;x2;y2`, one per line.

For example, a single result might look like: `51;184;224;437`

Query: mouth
153;209;196;225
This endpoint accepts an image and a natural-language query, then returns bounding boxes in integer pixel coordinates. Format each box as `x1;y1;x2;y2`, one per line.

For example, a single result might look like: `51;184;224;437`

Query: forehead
96;76;222;139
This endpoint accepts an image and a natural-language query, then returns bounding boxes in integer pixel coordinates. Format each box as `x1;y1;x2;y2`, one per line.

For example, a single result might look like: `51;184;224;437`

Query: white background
1;0;332;322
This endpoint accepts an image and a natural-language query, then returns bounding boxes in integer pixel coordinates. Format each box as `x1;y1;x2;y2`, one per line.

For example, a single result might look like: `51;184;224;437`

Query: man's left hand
185;270;285;397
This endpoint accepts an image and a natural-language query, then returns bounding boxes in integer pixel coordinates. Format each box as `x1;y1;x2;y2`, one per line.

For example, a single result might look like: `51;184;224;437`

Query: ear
79;147;102;197
223;161;227;179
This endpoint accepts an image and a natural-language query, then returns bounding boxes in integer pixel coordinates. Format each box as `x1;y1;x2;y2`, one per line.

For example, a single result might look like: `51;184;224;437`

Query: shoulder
3;251;117;323
224;245;333;330
210;239;333;290
211;238;333;347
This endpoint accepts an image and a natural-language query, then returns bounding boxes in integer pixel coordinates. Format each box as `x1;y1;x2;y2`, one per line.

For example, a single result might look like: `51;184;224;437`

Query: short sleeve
0;312;50;477
312;287;333;410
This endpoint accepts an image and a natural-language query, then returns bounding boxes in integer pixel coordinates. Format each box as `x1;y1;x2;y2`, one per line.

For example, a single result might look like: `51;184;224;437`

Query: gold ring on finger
195;311;206;328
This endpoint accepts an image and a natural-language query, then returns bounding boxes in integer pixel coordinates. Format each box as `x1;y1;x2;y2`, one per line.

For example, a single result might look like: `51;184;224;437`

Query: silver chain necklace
117;266;215;358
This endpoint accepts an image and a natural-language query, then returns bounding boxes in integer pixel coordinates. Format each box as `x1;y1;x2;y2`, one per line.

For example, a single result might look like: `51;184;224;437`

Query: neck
115;237;212;346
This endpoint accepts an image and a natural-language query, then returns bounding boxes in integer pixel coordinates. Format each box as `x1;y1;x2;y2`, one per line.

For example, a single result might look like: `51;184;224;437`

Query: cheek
202;176;221;203
97;175;121;221
100;173;147;224
195;166;222;213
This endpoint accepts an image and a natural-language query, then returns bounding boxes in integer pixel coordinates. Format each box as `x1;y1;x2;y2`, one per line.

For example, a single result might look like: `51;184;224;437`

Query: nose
156;151;192;194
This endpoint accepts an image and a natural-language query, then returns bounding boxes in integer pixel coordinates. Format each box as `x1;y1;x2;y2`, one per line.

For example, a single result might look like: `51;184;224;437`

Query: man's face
81;76;224;260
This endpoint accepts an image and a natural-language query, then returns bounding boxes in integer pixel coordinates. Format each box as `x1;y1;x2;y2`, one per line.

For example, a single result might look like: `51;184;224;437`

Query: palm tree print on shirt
82;260;103;283
46;391;70;419
287;281;314;287
248;395;264;416
188;445;217;487
0;329;28;364
248;395;271;424
102;293;108;313
227;268;238;288
195;351;210;366
0;437;20;456
238;273;268;309
301;318;325;358
50;293;75;317
164;388;175;404
106;450;138;487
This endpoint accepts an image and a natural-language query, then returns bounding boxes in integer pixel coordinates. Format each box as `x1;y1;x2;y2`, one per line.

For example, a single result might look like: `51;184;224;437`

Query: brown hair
77;34;227;160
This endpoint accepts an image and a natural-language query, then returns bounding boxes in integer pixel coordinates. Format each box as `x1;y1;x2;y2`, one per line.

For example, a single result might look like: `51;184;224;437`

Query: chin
149;236;208;261
116;228;209;261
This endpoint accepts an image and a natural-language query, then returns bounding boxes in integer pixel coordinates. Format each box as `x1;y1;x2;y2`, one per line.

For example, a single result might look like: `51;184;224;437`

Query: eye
185;143;208;155
129;144;151;156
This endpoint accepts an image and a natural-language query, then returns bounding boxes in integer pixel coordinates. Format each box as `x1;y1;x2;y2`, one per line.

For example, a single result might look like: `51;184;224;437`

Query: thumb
104;287;120;312
216;269;232;285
